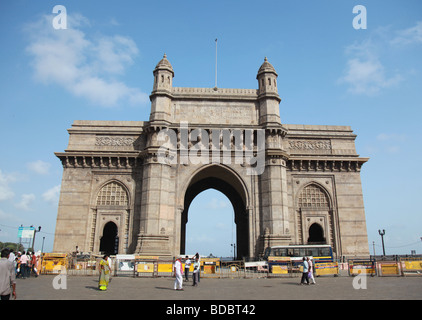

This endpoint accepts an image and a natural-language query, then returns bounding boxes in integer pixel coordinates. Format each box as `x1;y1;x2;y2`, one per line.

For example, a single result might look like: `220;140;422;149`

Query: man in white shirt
184;256;191;281
307;257;316;284
173;258;183;291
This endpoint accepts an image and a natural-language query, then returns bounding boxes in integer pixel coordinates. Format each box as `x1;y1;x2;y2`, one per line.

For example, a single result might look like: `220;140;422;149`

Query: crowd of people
174;253;201;291
7;249;41;279
0;248;43;300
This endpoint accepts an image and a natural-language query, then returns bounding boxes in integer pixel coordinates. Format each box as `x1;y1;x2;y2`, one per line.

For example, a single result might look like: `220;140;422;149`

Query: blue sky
0;0;421;257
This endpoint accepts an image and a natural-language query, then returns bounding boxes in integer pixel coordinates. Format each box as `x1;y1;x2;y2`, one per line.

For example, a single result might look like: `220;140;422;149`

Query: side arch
99;221;119;255
89;179;132;254
295;182;338;253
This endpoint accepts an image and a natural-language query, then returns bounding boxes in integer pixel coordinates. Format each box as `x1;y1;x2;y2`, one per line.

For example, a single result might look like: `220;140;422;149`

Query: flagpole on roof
215;38;218;89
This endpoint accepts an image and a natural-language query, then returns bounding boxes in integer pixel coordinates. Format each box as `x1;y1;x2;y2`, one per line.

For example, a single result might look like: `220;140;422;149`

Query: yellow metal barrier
349;260;376;276
401;258;422;276
268;257;291;275
271;265;288;274
377;261;400;276
41;253;68;274
157;262;173;273
403;260;422;270
315;262;339;276
137;262;155;273
201;258;220;276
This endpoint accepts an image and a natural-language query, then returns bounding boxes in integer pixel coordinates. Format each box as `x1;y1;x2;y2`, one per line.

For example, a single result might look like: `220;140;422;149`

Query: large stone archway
54;55;370;260
180;165;249;259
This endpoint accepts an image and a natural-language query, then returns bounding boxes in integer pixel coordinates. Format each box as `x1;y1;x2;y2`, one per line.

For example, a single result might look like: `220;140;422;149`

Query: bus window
320;247;331;257
273;248;287;257
305;248;314;256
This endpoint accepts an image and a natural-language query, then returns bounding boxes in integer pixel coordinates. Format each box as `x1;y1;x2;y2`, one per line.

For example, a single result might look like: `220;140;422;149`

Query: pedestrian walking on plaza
184;255;191;281
98;255;111;291
300;257;309;285
173;257;184;291
31;252;38;277
19;251;29;279
192;257;200;287
15;255;21;279
307;257;316;284
0;248;17;300
195;253;201;282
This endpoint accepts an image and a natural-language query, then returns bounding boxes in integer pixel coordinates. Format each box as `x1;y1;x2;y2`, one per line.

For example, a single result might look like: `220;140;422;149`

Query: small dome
257;57;277;78
154;53;174;75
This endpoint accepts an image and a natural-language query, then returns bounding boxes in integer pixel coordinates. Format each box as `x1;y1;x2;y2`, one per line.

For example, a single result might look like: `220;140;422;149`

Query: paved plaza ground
14;274;422;300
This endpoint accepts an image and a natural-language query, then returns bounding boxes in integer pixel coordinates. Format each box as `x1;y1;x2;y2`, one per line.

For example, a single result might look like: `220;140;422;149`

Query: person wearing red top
31;253;38;277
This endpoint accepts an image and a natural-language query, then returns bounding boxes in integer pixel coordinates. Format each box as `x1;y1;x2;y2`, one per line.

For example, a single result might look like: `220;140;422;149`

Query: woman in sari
98;255;110;291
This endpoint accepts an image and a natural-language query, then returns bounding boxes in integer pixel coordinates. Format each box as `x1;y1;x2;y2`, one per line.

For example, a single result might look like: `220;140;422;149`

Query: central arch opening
181;165;249;259
185;189;236;258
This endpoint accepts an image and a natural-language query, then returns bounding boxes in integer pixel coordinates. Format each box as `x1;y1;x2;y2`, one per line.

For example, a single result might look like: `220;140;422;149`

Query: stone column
258;130;291;250
136;154;172;258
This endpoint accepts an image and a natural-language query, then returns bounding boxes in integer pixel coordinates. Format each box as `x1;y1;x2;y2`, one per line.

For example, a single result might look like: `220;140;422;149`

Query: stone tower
150;54;174;124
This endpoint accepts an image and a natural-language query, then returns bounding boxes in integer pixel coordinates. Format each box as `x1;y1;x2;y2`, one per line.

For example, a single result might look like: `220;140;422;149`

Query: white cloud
339;46;402;95
25;13;148;108
339;35;403;95
27;160;51;175
94;35;139;74
391;21;422;46
15;193;36;211
42;185;61;205
0;169;17;202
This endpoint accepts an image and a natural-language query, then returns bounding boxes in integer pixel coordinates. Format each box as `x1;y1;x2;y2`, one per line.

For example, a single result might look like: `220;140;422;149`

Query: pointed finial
163;53;167;58
264;57;268;62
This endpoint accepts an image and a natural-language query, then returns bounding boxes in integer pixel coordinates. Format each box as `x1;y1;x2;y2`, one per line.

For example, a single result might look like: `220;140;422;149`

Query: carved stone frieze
288;139;331;153
95;136;137;147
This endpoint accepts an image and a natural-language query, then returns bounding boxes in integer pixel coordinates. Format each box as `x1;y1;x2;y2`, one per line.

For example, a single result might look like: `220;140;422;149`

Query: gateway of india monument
53;55;370;260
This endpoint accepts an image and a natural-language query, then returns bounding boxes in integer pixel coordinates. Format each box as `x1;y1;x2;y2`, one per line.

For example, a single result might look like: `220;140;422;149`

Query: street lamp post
231;243;236;261
41;237;45;253
31;226;42;252
378;229;386;256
